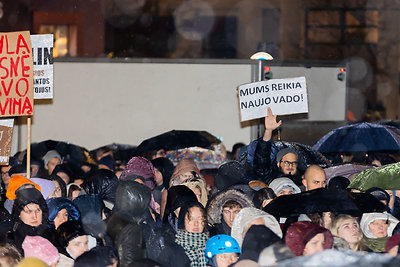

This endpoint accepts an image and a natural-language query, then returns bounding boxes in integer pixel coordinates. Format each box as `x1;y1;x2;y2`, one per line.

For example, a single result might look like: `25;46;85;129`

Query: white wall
15;62;253;152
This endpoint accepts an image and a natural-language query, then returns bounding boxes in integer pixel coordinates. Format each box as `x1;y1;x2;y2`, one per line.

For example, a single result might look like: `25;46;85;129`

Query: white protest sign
238;76;308;121
31;34;53;99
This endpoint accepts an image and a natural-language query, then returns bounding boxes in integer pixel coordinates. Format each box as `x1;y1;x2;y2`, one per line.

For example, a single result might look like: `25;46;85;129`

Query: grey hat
276;148;298;163
43;150;62;167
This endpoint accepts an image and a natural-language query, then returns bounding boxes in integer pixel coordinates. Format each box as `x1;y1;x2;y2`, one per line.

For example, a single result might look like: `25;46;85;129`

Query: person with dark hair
162;185;198;233
57;220;89;265
231;143;245;160
207;189;253;236
0;243;21;266
253;187;276;209
52;164;75;185
11;187;56;250
159;201;209;267
49;174;67;198
74;246;118;267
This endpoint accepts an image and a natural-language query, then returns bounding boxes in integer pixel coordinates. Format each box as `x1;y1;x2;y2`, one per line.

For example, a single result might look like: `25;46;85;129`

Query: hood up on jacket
207;189;254;226
360;212;399;238
231;207;282;247
81;169;119;206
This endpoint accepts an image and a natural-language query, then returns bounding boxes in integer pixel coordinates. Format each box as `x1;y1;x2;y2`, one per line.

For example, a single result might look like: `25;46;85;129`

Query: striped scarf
175;229;209;267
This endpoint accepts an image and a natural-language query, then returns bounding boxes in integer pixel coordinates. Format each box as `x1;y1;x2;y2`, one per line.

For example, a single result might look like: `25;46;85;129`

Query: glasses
280;160;298;167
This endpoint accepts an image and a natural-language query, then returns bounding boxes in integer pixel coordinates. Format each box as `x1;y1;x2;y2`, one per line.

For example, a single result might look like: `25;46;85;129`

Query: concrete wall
14;61;253;152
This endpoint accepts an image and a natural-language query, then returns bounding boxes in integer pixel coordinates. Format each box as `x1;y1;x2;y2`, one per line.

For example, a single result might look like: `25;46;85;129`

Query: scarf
362;235;389;253
175;229;209;267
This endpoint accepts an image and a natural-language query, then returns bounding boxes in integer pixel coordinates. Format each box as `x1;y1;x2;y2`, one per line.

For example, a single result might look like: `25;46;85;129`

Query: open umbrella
263;188;388;217
324;163;374;182
348;162;400;191
135;130;221;156
273;141;331;169
166;146;226;169
313;122;400;153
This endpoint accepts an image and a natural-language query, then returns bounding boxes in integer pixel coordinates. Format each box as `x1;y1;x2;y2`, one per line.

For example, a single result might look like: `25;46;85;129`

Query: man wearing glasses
253;107;302;186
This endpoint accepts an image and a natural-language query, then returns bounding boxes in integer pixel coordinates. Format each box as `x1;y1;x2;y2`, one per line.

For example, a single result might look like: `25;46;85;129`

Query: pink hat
120;157;155;189
22;236;60;266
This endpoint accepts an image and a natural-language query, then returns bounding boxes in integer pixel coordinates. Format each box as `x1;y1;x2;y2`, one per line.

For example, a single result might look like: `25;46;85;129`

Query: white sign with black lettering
238;76;308;121
31;34;53;99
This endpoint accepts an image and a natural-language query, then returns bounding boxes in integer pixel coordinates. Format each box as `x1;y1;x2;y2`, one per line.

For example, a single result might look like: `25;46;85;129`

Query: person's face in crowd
54;208;68;229
193;187;202;203
1;165;11;187
67;235;88;259
369;219;389;238
277;188;293;197
277;153;298;175
302;167;326;191
57;172;70;185
71;189;81;201
19;203;42;227
154;168;164;186
49;180;62;198
46;157;61;174
262;199;273;208
303;233;325;256
242;217;265;238
185;206;205;233
31;164;40;177
222;205;241;228
216;252;239;267
337;218;361;247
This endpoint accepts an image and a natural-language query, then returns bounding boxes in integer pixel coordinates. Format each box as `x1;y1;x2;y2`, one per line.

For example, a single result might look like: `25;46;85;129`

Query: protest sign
238;76;308;121
0;31;34;117
31;34;53;99
0;118;13;165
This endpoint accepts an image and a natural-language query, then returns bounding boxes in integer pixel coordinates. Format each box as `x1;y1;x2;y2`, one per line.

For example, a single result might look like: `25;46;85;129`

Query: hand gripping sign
238;76;308;121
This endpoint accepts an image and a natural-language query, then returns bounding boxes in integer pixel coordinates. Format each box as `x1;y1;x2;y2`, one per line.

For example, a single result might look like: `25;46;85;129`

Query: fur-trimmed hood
206;189;254;225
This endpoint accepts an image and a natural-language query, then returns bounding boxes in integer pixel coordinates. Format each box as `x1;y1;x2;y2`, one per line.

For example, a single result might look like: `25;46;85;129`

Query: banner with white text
238;76;308;121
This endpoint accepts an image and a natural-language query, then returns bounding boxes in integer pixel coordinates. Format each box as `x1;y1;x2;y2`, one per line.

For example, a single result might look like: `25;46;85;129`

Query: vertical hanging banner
0;118;14;165
238;77;308;121
0;31;34;117
31;34;53;99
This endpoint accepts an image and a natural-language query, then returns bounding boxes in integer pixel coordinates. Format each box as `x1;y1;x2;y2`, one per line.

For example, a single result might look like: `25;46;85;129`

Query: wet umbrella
348;162;400;191
91;143;137;164
273;141;331;169
324;163;374;182
166;146;226;169
135;130;221;156
31;139;91;166
263;188;388;217
313;122;400;153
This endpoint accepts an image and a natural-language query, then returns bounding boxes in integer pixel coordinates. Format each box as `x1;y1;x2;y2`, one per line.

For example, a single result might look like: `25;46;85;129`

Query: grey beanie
43;150;61;167
276;148;298;163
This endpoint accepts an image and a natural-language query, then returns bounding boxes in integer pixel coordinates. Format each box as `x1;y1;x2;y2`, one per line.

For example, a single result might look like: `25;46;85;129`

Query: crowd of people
0;108;399;266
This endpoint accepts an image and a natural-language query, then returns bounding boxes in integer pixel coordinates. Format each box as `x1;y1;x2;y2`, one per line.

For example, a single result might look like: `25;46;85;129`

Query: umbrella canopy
263;188;388;217
31;139;91;166
166;146;226;169
348;162;400;191
324;163;374;182
313;122;400;153
273;141;331;169
135;130;221;156
91;143;136;164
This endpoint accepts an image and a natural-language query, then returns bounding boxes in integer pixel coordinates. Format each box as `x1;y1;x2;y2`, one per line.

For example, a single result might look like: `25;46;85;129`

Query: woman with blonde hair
330;214;363;251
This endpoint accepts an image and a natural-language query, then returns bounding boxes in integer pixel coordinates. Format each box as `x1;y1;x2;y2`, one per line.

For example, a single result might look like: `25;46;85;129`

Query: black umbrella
91;143;137;164
30;139;89;166
273;141;331;169
263;188;388;217
135;130;221;156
